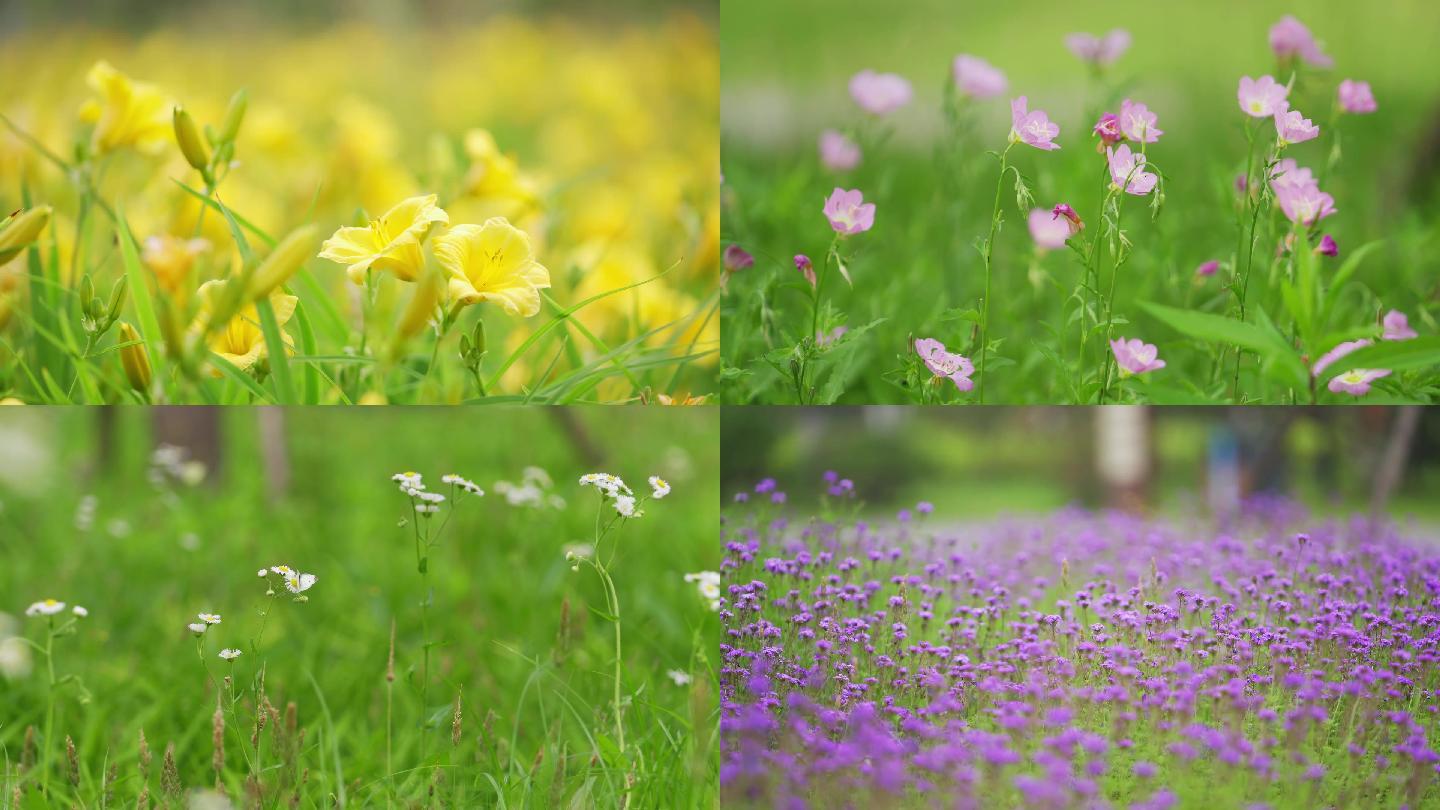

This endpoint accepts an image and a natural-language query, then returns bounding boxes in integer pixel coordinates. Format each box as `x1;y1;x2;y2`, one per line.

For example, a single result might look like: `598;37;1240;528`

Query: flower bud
218;89;248;145
248;224;319;300
0;205;52;264
118;322;152;393
172;107;210;173
107;276;129;323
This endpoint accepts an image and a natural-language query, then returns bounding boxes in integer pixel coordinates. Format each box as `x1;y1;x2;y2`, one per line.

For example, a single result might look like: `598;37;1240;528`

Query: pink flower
822;188;876;235
1009;96;1060;151
1383;310;1419;341
1110;337;1166;376
1237;75;1289;118
1066;29;1131;66
1195;260;1220;277
794;254;816;289
1092;113;1123;147
1315;234;1338;257
1274;181;1336;226
1311;338;1370;377
915;338;975;392
1106;144;1157;196
1268;158;1315;194
1118;99;1163;143
952;55;1007;99
817;326;848;348
849;70;912;116
818;129;861;172
1329;368;1389;396
723;245;754;272
1028;208;1070;250
1338;80;1377;114
1269;15;1332;68
1273;103;1319;146
1052;203;1084;235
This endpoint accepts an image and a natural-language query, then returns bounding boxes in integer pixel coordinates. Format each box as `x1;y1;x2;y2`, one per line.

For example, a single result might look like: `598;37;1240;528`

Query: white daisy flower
218;649;242;661
522;466;552;487
419;491;446;504
648;476;672;499
666;669;693;687
270;565;294;577
72;606;88;618
580;473;631;497
563;542;595;561
685;572;721;611
257;569;269;577
25;599;66;617
188;622;208;636
284;572;317;594
198;613;222;625
415;503;440;514
614;495;642;518
392;472;423;490
441;474;461;485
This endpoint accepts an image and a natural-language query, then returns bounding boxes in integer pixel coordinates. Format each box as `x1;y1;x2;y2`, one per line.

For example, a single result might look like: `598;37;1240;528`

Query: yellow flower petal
434;218;550;318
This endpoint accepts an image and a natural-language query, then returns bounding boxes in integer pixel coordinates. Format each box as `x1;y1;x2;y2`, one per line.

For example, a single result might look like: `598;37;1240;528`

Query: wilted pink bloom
1311;338;1370;377
1118;99;1163;143
1234;173;1248;193
1195;260;1220;277
1237;75;1289;118
1028;208;1070;250
1110;337;1166;376
1092;113;1123;148
1316;234;1338;257
915;338;975;392
1066;29;1131;66
849;70;912;116
1106;144;1157;196
1329;368;1389;396
794;254;816;289
1274;181;1336;226
1052;203;1084;235
823;187;876;235
1009;96;1060;151
723;244;754;272
817;326;848;348
1269;15;1333;68
1338;80;1377;114
1274;103;1320;145
952;55;1007;99
1383;310;1419;341
819;129;861;171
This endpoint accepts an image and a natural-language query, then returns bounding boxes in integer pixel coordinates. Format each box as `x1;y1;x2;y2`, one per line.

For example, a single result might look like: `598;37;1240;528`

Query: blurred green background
722;406;1440;522
0;406;718;804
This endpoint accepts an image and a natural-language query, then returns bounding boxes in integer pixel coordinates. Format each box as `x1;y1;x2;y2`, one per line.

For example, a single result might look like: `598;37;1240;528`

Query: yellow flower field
0;13;718;404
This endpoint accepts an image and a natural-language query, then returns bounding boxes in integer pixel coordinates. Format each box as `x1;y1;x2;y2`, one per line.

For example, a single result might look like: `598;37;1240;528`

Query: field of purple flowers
720;480;1440;808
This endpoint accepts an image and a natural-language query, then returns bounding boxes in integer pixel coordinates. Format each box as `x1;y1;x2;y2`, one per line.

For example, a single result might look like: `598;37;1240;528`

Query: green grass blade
114;202;163;375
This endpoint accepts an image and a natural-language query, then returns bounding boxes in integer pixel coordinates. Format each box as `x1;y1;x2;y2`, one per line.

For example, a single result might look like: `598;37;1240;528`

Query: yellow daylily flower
142;235;210;299
78;61;172;155
462;129;539;205
316;194;449;284
433;217;550;318
192;279;297;374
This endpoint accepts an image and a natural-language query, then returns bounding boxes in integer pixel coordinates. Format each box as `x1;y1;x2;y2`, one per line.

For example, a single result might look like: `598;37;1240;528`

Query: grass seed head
161;743;181;797
65;735;80;787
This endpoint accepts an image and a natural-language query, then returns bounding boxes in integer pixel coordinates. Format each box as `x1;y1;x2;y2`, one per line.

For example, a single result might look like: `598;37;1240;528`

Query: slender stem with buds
979;143;1014;403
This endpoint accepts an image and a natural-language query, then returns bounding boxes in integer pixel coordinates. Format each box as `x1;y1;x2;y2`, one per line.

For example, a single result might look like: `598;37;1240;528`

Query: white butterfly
285;572;317;594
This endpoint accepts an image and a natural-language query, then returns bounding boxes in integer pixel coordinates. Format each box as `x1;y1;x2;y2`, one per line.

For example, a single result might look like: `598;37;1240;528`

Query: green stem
41;621;56;797
978;143;1013;403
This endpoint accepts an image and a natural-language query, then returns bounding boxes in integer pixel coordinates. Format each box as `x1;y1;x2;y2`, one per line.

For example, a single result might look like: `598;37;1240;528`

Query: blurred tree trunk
95;407;118;473
1095;406;1151;512
258;408;291;501
1371;406;1421;519
152;408;222;483
549;409;602;467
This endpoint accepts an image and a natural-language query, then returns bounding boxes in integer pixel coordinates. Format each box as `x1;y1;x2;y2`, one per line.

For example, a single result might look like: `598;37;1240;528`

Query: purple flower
818;129;861;172
1052;203;1084;235
1383;310;1419;341
1195;260;1220;278
1133;761;1158;779
1065;29;1130;66
1092;112;1123;147
723;245;754;273
1028;208;1070;250
915;337;974;392
794;254;816;289
1270;161;1336;226
1315;234;1338;257
1311;338;1370;377
1338;80;1377;114
1009;96;1060;151
1110;337;1166;376
915;501;933;515
1270;15;1332;68
822;188;876;235
1118;98;1163;143
849;70;912;116
1106;144;1157;196
952;55;1006;99
1329;368;1390;396
1238;75;1288;118
1273;103;1320;146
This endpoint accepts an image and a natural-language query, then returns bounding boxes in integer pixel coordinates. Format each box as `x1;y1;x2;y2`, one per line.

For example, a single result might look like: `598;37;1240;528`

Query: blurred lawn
0;407;718;805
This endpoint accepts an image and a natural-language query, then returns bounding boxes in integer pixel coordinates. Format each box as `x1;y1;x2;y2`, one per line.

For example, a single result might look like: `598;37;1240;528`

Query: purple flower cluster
720;480;1440;807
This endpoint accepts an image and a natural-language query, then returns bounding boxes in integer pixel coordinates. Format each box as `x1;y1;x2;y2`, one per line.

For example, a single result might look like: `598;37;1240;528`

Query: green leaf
208;353;274;403
114;204;162;379
254;296;296;405
1140;301;1306;385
